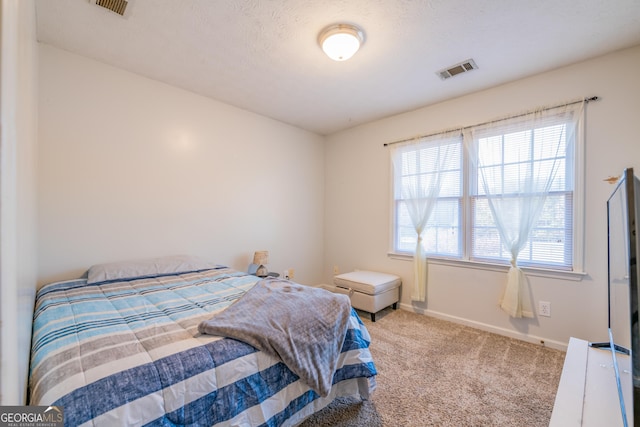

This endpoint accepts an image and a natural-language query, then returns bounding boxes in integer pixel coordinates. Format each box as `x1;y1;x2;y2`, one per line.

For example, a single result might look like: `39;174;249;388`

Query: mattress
29;266;377;426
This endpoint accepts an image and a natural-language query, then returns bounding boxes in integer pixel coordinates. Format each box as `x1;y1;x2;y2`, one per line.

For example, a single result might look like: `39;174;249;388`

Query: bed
29;256;377;426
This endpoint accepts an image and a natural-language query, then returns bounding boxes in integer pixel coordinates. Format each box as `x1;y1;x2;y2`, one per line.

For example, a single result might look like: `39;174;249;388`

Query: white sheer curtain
463;102;584;317
391;132;459;302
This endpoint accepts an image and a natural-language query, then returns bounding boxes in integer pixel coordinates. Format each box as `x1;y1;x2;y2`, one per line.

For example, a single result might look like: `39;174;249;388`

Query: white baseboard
399;303;568;352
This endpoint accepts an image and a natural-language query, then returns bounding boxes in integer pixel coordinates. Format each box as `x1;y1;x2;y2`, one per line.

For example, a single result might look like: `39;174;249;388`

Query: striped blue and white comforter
29;267;377;426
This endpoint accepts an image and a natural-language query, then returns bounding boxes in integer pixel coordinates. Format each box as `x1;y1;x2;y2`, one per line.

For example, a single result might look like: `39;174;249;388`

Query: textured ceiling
35;0;640;135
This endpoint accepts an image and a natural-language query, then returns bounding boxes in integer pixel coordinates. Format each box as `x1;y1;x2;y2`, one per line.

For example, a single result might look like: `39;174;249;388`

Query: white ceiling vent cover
90;0;130;17
437;59;478;80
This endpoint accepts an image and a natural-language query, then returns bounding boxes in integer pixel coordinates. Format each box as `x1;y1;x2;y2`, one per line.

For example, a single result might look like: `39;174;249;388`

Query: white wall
324;45;640;349
35;34;640;350
38;45;325;287
0;0;38;404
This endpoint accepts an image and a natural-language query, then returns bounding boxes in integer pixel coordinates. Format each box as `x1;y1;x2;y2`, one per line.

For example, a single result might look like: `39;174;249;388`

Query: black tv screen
606;167;640;427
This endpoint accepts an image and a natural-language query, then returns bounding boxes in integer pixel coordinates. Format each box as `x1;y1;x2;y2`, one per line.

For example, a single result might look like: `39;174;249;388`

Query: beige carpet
300;308;565;427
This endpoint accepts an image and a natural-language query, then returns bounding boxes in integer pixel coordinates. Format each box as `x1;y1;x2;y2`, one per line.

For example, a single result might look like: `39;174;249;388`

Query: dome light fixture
318;23;365;61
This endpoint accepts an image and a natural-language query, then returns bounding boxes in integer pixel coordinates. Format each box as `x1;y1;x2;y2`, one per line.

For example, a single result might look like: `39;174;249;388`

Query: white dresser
550;337;631;426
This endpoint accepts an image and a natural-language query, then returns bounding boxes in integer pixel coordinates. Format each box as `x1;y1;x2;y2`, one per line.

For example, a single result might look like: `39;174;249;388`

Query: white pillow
87;255;219;285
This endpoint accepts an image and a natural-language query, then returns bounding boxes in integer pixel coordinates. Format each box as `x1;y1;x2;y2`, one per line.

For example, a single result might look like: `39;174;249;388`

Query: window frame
389;108;585;278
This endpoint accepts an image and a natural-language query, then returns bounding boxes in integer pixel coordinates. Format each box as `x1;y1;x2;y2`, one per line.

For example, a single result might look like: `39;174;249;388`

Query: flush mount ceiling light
318;23;365;61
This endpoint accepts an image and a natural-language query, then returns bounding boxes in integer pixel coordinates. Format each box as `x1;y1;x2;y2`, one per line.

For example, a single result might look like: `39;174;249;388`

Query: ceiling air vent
92;0;129;16
437;59;478;80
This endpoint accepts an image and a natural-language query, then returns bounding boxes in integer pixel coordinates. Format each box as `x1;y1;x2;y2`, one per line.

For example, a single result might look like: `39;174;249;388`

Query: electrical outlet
539;301;551;317
333;265;340;275
283;270;290;280
288;268;295;279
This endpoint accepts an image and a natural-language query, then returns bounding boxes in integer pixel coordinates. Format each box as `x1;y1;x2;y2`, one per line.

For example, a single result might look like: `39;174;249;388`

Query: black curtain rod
383;96;599;147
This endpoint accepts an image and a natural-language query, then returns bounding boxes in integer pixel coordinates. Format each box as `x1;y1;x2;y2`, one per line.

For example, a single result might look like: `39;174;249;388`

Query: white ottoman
332;271;401;322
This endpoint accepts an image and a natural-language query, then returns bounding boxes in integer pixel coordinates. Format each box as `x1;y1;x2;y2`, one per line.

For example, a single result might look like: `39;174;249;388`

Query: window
394;135;462;257
392;104;583;271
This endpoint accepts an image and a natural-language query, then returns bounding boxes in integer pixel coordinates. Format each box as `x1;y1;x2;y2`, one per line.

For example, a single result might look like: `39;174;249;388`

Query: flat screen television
594;167;640;427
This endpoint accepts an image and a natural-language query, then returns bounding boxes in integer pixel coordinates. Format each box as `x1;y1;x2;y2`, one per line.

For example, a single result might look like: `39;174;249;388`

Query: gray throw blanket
198;279;351;397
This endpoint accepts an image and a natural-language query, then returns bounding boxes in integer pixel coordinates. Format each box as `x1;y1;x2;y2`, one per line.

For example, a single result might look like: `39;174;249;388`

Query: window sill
387;252;586;282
